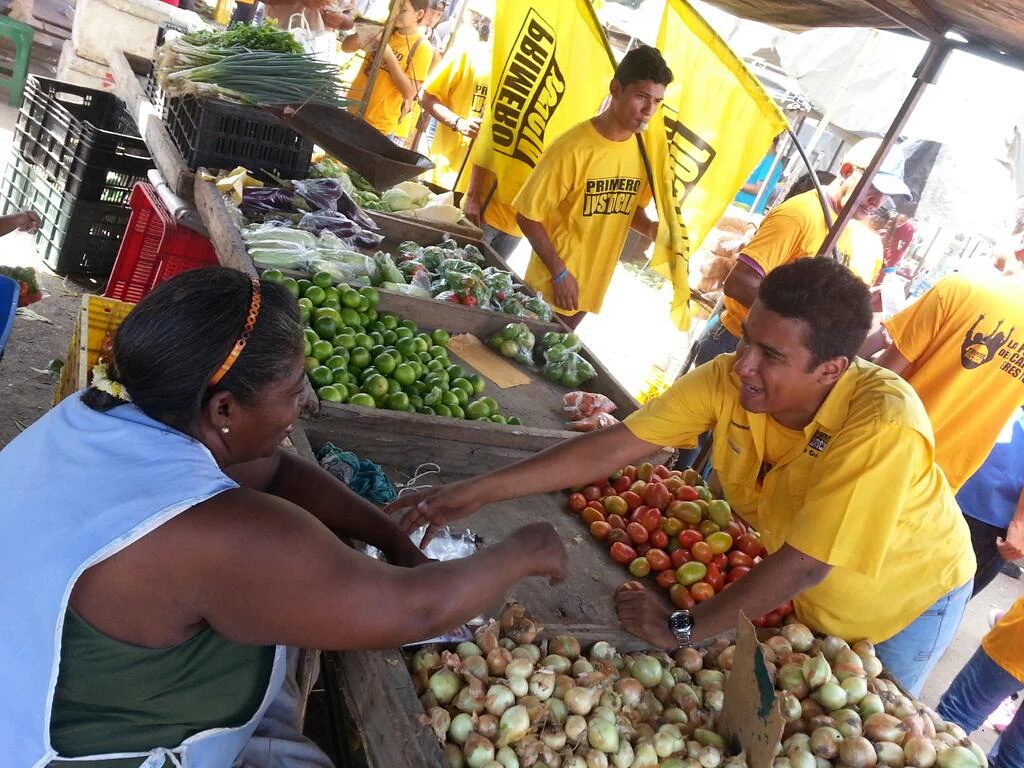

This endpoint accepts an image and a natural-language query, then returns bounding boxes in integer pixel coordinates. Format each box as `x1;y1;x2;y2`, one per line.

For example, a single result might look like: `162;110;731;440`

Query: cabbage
382;188;417;211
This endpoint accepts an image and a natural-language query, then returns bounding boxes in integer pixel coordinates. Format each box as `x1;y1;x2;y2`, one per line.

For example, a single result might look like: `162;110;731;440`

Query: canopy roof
698;0;1024;68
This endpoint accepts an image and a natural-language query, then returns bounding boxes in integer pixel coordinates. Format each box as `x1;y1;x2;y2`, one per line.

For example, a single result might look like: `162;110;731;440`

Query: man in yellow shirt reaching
390;257;974;696
512;45;671;329
342;0;434;139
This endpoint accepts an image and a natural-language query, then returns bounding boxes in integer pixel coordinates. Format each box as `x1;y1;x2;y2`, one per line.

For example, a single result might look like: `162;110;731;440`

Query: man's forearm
383;47;418;99
722;259;762;309
631;209;658;240
420;92;459;130
517;214;564;276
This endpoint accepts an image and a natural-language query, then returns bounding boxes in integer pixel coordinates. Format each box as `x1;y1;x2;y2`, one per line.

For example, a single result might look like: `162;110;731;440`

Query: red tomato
586;500;605;514
629;480;647;496
638;507;663;533
736;533;764;558
705;563;725;592
761;611;782;628
727;551;754;569
628;557;651;577
635;543;651;557
581;507;605;526
607;514;627;531
603;495;628;517
705;531;734;555
612;475;632;494
636;462;654;481
626;522;650;545
690;582;716;602
660;516;683;537
666;538;682;553
670;584;697;609
678;530;704;549
649;529;669;550
654;464;671;479
698;520;721;538
601;484;615;497
726;566;750;583
656;569;678;589
621;491;642;511
582;485;603;502
630;505;650;523
610;541;638;565
567;492;587;513
752;616;766;628
670;548;691;569
710;553;728;570
607;528;630;546
643;482;673;511
646;548;671;572
726;520;746;540
590;520;612;540
675;485;700;501
776;602;794;618
690;541;713;564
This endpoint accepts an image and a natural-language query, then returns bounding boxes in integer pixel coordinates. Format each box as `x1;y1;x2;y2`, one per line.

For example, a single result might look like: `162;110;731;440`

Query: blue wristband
552;268;569;284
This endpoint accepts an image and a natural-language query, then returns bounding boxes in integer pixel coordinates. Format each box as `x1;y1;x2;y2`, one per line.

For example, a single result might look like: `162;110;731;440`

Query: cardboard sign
718;613;786;768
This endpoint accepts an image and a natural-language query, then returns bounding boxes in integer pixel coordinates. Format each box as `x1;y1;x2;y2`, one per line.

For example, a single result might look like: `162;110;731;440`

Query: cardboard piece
718;613;786;768
447;333;532;389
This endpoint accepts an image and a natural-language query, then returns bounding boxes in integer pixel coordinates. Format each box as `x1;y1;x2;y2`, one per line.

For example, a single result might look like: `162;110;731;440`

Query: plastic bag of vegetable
541;350;596;388
337;189;380;231
497;293;540;320
482;267;515;304
522;294;553;322
396;240;423;261
298;210;361;238
292;178;342;211
241;186;308;215
310;252;379;285
487;323;536;366
540;331;582;363
372;251;405;285
250;248;312;271
381;280;431;299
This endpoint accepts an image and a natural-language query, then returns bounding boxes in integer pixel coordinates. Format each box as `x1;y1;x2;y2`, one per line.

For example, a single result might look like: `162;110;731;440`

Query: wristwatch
668;609;695;647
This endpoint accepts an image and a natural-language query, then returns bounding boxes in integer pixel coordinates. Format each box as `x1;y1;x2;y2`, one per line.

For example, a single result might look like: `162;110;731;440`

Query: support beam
858;0;943;40
904;0;950;35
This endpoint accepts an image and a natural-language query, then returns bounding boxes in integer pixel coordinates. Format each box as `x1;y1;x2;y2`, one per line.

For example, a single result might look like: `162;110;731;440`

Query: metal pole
356;0;402;120
410;0;473;150
814;41;951;259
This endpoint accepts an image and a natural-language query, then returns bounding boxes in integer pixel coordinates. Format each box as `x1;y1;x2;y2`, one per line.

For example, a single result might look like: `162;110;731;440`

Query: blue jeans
875;580;971;697
482;224;522;260
676;315;740;470
938;647;1023;768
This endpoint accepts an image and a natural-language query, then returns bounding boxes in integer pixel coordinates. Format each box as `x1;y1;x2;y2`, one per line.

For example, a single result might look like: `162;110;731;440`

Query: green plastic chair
0;16;32;107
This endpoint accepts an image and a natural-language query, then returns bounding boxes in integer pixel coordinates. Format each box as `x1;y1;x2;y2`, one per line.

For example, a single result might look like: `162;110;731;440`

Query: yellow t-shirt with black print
349;30;433;137
514;119;650;316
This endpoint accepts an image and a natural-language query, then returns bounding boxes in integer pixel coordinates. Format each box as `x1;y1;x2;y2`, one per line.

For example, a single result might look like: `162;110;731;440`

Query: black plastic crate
14;77;153;205
163;95;314;178
1;155;131;277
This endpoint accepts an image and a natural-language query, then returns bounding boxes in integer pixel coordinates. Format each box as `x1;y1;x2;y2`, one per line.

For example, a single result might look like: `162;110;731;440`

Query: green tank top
48;608;275;768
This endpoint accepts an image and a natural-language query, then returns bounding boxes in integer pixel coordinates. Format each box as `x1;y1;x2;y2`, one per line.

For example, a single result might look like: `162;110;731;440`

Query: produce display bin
14;76;153;206
163;95;314;178
53;294;134;405
1;156;133;277
105;182;218;303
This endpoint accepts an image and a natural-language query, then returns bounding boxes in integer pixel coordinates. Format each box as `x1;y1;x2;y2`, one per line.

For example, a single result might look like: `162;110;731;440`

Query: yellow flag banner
471;0;614;210
646;0;786;330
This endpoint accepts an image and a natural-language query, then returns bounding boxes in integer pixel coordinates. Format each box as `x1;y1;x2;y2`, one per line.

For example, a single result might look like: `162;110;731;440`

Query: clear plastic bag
487;322;536;365
563;391;617;420
542;350;597;387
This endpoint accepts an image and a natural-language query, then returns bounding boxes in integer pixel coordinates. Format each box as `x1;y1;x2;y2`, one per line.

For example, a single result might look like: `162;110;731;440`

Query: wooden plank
368;208;485;243
106;49;149;126
195;174;257;278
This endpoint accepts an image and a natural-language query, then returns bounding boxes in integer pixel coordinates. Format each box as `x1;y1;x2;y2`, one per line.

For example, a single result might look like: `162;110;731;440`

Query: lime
429;345;448;360
393;363;416;386
340;307;361;328
441;390;460;408
262;269;284;283
468;374;486;394
387;379;402;397
349;348;371;369
304;327;320;345
363;374;389;399
382;330;398;346
481;397;499;415
304;356;321;374
419;406;435;415
325;354;349;372
332;368;350;386
303;338;312;357
311;340;334;362
446;365;465;380
449;404;465;419
356;295;370;312
452;387;468;406
333;333;356;350
296;278;312;295
317;384;344;402
500;340;519;358
349;393;376;408
431;328;450;346
351;332;370;348
394;326;414;341
341;289;362;309
313;316;337;340
380;313;399;331
400;319;418;333
423;386;443;407
298;297;314;313
370;345;387;359
314;306;341;322
360;367;380;382
358;312;370;326
426;359;445;372
466;399;491;419
312;271;334;290
367;332;383;347
359;286;380;308
305;285;326;307
507;416;522;426
299;304;310;324
408;394;423;410
490;414;508;424
425;373;449;389
281;277;300;298
374;352;397;376
321;298;342;312
396;338;418;359
310;365;333;388
434;404;452;418
418;352;433;365
323;286;340;304
365;308;378;323
385;392;410;411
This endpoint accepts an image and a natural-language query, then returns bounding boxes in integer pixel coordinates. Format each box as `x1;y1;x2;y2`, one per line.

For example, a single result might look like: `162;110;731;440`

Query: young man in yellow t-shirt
342;0;433;139
511;45;672;329
389;258;974;696
938;597;1024;768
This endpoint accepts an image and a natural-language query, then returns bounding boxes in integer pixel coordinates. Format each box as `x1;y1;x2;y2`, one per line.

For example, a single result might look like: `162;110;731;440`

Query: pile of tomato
567;462;794;627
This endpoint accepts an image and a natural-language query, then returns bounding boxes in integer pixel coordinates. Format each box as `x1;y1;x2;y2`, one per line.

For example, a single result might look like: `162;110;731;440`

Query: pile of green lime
264;269;523;424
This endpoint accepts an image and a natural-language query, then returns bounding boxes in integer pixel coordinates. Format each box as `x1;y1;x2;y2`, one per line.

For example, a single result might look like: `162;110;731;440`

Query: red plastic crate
104;183;217;303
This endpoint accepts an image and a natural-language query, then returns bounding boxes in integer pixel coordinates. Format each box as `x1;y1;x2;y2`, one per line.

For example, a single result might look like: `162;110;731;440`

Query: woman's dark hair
615;45;673;88
469;11;490;41
82;267;303;431
758;257;872;368
784;171;836;202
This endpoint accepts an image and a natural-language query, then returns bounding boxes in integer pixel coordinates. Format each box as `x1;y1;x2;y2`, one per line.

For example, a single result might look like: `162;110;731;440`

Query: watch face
669;610;693;634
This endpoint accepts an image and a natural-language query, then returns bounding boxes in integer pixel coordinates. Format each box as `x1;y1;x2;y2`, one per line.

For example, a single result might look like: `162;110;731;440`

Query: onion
547;634;581;660
876;741;907;767
421;690;440;711
780;693;803;723
631;741;658;767
541;725;566;751
507;659;536;679
716;645;736;671
529;670;556;700
513;644;542;664
694;729;726;750
565;686;601;716
484;685;515;717
446;742;467;768
833;708;863;738
464;655;489;680
809;727;843;760
664;707;689;725
497;705;531;747
590;705;617;724
507;676;528;698
613;677;644;706
853;639;875;657
655;730;680;759
631;656;664;688
903;736;937;768
564;757;586;768
835;648;866;671
801;698;825;722
860;693;885;719
413;647;443;674
458;641;484;659
766;636;794;657
612;738;634;768
863;653;884;677
695;670;726;690
902;715;926;740
488;648;513;677
812;682;847;712
547;697;567;726
698;746;723;768
585;749;609;768
894;698;919;720
599;690;621;710
779;664;810;699
671;683;702;710
780;653;812;667
705;689;725;712
814;759;831;768
965;743;987;768
687;740;702;759
500;638;517;651
785;733;811;754
573;657;595;676
465;734;496;768
822;636;850;661
506;618;540;645
803;654;832;690
675;647;704;674
839;736;878;768
935;746;980;768
479;714;499;741
781;624;816;653
587;717;619;753
455;679;487;715
936;732;960;748
541;655;572;675
843;676;869;704
430;669;463;704
788;749;816;768
566;714;588;742
946;724;967;742
775;760;792;768
496;746;520;768
554;674;575;699
589;641;616;663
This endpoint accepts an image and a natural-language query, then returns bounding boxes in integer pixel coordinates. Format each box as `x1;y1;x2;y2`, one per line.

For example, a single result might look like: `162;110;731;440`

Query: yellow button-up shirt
624;355;974;642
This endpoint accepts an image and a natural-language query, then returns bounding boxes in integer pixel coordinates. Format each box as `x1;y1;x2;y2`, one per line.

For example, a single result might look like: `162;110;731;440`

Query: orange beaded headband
209;276;262;387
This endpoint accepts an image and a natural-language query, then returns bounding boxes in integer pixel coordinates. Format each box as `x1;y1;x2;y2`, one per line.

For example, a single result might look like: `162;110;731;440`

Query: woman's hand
463;195;483;227
385;479;484;546
510;522;568;584
615;581;675;649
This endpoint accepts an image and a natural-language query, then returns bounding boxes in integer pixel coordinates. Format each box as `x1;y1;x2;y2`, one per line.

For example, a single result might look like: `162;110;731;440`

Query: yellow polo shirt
883;275;1024;493
349;30;433;137
514;119;651;316
624;355;974;642
721;191;882;337
983;596;1024;684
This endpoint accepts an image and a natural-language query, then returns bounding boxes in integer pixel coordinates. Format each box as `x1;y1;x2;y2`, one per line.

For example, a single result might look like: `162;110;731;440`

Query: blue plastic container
0;274;18;360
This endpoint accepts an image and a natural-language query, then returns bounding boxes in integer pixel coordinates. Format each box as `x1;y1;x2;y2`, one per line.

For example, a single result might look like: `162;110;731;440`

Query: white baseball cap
844;137;912;198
